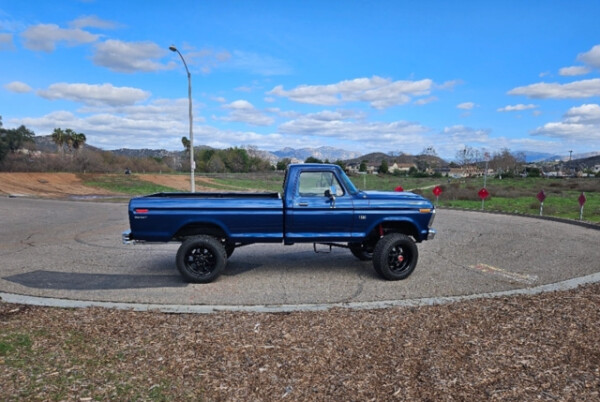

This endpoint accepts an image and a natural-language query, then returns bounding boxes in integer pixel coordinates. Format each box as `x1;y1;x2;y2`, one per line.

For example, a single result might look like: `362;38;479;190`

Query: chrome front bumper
428;228;436;240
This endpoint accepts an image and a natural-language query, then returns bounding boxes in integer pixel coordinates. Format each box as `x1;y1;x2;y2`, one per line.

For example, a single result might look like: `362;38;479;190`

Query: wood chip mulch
1;283;599;401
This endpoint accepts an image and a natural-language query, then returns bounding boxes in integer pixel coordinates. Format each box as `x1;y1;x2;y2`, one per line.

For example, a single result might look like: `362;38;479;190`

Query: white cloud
508;78;600;99
37;83;150;106
21;23;98;52
414;96;438;105
563;104;600;124
220;100;274;126
577;44;600;69
15;108;287;151
457;102;475;110
278;109;430;152
0;33;14;50
69;15;118;30
497;104;538;112
440;125;490;143
559;66;591;76
184;48;232;74
4;81;32;93
532;103;600;141
94;39;175;73
269;76;435;109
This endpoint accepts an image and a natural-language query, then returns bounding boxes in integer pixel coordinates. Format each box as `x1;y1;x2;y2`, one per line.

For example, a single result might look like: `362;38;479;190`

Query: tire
373;233;418;280
176;236;227;283
348;242;374;261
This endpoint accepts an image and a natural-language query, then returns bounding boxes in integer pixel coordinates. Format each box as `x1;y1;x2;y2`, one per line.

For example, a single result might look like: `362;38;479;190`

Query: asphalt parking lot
1;196;599;311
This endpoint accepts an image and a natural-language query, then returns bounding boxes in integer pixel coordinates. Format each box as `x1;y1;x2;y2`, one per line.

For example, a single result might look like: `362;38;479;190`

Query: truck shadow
3;270;187;290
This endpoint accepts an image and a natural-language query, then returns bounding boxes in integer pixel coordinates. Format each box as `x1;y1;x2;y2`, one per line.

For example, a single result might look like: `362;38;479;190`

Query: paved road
1;197;599;310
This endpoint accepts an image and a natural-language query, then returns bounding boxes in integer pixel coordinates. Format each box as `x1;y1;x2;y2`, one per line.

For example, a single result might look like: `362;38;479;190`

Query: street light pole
169;45;195;192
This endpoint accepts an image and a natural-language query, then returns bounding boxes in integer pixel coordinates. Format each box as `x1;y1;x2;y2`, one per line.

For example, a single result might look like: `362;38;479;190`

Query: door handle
298;202;309;207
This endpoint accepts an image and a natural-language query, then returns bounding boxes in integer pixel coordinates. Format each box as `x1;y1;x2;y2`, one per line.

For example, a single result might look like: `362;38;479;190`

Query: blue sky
1;0;600;160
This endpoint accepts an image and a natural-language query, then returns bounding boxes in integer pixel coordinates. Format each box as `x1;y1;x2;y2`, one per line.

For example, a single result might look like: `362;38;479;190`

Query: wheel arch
173;221;228;241
366;218;420;241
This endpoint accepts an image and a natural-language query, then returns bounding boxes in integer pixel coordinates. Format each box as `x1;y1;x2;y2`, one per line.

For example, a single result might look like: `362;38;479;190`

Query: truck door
285;170;354;242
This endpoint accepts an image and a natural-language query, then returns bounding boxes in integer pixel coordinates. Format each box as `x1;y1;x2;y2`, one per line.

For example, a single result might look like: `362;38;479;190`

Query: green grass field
81;174;179;195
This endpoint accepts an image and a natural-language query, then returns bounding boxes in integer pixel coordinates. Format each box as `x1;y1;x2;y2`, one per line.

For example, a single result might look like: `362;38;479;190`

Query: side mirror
324;188;336;208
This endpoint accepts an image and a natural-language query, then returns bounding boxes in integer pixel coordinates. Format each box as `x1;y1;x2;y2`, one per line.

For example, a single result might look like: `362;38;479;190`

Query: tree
181;136;190;154
305;156;323;163
489;148;521;176
455;146;478;166
378;160;389;174
333;159;346;170
1;122;35;163
71;132;86;152
207;154;226;173
3;125;34;153
222;147;250;172
51;128;66;154
359;161;367;172
276;158;292;171
422;146;438;157
52;128;86;155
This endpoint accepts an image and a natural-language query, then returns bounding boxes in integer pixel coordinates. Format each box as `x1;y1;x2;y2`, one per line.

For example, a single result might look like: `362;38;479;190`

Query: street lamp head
169;45;177;52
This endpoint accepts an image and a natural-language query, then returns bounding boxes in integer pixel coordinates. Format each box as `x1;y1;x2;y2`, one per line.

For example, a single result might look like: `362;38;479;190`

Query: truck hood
360;190;433;208
362;190;425;200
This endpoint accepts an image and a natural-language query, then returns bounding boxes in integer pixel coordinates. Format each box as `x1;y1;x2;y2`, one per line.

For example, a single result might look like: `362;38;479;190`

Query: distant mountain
566;154;600;169
518;150;600;163
273;146;361;162
110;148;183;159
32;135;597;168
564;151;600;161
516;151;562;163
345;152;447;167
244;147;279;163
34;135;102;153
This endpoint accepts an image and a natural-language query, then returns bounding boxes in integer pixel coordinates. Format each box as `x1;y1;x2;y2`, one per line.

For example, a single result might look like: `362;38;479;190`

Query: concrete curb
438;206;600;231
2;272;600;314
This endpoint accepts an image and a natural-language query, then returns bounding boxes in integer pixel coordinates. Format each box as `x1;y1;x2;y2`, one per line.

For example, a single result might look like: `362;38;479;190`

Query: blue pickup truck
123;163;436;283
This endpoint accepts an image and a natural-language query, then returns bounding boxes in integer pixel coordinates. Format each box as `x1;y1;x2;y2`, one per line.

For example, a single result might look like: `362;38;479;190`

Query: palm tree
181;136;190;154
71;132;86;152
51;128;66;155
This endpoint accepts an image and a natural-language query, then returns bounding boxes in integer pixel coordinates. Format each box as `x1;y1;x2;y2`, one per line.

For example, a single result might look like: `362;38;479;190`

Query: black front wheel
176;236;227;283
373;233;418;280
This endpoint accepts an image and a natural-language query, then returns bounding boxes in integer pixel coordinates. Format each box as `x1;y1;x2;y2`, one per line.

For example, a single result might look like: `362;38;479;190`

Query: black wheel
176;236;227;283
373;233;418;280
348;242;374;261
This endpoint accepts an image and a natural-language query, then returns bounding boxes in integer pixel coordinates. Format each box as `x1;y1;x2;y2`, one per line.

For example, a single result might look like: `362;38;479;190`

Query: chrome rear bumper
122;230;135;245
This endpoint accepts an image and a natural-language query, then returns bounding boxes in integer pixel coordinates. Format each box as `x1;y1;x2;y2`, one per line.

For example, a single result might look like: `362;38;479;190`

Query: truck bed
143;192;281;199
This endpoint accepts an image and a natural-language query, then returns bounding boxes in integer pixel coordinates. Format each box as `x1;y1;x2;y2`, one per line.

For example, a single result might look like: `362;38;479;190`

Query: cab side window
298;172;344;197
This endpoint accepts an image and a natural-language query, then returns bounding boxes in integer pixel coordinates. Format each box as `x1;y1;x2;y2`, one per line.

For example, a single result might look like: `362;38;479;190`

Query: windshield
338;169;358;195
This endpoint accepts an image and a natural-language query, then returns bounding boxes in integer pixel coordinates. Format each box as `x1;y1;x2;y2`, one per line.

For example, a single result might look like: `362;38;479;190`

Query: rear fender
173;221;229;241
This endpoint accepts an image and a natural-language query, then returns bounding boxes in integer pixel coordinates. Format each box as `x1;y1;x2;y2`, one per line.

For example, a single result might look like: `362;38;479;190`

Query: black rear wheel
373;233;418;280
176;235;227;283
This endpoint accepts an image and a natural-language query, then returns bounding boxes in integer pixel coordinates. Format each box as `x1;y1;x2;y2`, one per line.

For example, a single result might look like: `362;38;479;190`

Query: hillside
345;152;447;167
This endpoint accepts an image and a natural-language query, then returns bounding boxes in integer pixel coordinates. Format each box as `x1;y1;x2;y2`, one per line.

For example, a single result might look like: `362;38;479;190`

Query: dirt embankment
0;173;117;198
0;173;253;198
